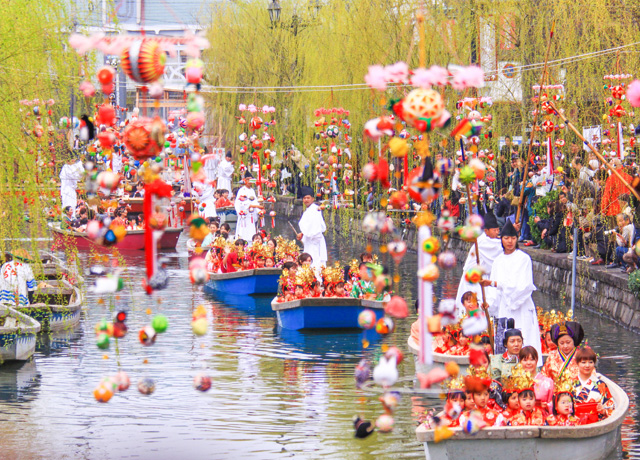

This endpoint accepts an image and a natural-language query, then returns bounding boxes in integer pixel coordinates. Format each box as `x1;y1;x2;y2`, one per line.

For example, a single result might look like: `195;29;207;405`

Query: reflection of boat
186;238;209;262
36;328;82;356
18;279;83;333
205;268;281;295
48;222;183;250
217;207;237;229
277;326;381;356
416;375;629;460
0;305;41;362
0;360;40;402
272;297;385;330
203;289;274;317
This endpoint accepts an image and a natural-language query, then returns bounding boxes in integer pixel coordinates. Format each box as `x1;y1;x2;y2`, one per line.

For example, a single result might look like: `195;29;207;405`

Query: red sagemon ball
98;104;116;127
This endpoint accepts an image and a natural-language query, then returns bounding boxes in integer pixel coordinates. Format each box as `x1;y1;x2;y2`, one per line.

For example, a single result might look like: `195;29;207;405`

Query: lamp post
268;0;281;24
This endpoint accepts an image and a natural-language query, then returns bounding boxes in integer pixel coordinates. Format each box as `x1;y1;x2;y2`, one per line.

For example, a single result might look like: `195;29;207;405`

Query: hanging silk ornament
541;119;555;133
123;118;165;160
407;158;440;203
121;40;166;84
392;88;450;132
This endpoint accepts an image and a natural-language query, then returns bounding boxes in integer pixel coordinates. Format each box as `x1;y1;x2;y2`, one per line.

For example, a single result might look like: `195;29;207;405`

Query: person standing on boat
234;172;262;242
197;181;217;219
480;220;543;366
455;212;503;318
0;250;36;307
217;152;234;194
59;157;84;216
297;186;328;270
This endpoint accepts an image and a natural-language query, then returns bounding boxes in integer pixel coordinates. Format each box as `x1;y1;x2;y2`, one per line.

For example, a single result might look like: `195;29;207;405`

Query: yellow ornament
389;137;409;158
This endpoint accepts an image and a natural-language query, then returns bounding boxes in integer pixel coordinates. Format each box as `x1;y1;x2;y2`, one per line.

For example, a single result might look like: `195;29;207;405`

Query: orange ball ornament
93;384;114;403
400;88;444;131
121;40;166;84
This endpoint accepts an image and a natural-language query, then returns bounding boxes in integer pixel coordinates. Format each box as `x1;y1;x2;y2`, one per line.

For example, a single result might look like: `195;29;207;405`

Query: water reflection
0;221;636;459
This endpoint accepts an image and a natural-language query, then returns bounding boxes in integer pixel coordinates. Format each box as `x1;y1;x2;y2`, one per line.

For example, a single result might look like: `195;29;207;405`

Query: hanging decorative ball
114;371;130;391
467;214;484;228
464;265;485;284
459;165;477;185
121;40;166;84
139;326;157;346
137;378;156;395
185;58;204;85
193;373;212;392
397;88;445;132
437;211;457;232
541;120;555;133
458;224;483;242
389;190;408;209
358;309;377;329
438;251;457;269
384;296;408;319
249;116;263;131
96;333;110;349
611;85;626;100
375;317;396;335
418;264;440;282
387;240;407;264
422;236;440;254
97;66;116;85
376;414;395;432
151;314;168;333
388;137;409;157
469;158;486;180
123;118;164;160
436;158;453;176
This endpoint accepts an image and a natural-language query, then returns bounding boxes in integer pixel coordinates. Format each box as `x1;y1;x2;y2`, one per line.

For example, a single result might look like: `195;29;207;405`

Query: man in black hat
297;186;327;269
455;211;503;317
480;219;543;365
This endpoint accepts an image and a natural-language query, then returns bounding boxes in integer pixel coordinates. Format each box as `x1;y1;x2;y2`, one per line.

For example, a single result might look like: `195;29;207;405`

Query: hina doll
460;367;505;427
449;332;471;356
501;386;520;423
542;321;584;381
573;346;615;421
424;376;466;429
508;365;547;426
547;374;580;427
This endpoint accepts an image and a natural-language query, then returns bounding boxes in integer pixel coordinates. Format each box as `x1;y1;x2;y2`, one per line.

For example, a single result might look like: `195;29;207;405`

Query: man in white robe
297;186;328;269
204;149;220;185
455;212;503;317
217;152;234;195
59;158;84;215
196;182;217;219
480;220;543;366
234;173;262;241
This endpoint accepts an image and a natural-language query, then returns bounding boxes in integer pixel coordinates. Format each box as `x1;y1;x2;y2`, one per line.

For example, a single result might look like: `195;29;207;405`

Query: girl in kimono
573;346;615;421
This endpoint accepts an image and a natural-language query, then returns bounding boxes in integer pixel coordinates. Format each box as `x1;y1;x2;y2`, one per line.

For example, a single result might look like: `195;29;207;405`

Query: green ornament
152;314;168;333
96;333;110;349
164;140;170;148
155;157;162;163
459;165;476;185
96;319;109;332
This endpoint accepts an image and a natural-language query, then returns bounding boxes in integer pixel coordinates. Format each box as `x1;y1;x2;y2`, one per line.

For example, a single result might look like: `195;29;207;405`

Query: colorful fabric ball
151;315;168;333
464;266;484;284
138;378;156;395
422;237;440;254
139;326;157;346
375;317;395;334
358;309;377;329
438;251;457;269
418;264;440;282
121;40;166;84
93;384;114;403
193;373;212;392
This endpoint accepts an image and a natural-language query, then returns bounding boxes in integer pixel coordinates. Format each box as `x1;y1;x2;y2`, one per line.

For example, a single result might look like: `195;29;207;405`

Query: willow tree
204;0;640;177
0;0;80;258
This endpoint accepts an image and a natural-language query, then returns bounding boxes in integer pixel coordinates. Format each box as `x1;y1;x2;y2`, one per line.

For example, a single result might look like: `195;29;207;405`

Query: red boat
48;222;183;251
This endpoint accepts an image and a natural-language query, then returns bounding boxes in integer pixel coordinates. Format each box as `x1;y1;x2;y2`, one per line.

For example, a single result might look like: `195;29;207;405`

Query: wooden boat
18;279;83;333
204;268;282;295
35;253;85;286
272;297;385;330
415;375;629;460
0;305;41;362
48;222;183;251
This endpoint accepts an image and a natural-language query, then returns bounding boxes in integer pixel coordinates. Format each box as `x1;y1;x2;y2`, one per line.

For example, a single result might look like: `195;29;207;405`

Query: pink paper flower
238;104;247;111
428;65;449;86
384;61;409;84
627;80;640;107
410;67;432;89
365;65;387;90
451;66;485;90
79;81;96;97
247;104;257;113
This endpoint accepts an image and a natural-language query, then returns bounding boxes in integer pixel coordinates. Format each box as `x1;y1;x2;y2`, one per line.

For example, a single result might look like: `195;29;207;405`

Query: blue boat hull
205;269;282;296
273;298;385;330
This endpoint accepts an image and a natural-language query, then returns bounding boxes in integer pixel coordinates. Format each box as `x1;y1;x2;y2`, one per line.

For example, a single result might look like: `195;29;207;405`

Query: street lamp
268;0;281;24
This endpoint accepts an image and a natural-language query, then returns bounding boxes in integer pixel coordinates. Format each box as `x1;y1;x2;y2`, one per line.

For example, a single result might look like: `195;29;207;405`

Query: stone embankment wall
274;195;640;331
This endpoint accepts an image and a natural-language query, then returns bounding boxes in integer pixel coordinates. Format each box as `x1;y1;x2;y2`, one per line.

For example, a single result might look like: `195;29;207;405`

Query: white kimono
234;185;259;241
197;183;217;218
217;158;234;193
455;232;503;317
0;260;36;306
486;249;542;366
59;161;84;213
298;202;328;269
204;152;220;183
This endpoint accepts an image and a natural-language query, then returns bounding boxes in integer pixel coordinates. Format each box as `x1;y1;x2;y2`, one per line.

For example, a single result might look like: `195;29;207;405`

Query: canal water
0;221;637;459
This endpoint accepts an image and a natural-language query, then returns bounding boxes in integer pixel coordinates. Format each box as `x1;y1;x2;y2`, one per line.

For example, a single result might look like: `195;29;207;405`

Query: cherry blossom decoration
364;62;485;91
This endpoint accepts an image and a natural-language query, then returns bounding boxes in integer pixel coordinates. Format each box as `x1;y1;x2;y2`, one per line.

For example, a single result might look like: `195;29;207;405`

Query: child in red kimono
508;364;547;426
460;386;504;427
450;332;470;356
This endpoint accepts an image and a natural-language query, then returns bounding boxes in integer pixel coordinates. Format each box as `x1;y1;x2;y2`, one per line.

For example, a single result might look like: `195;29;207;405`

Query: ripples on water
0;221;637;459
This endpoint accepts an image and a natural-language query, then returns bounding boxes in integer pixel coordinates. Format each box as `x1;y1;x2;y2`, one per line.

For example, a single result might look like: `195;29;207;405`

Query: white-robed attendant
297;186;328;269
481;220;543;366
111;148;123;174
59;158;84;214
455;212;503;317
234;172;262;241
197;182;217;219
0;250;37;307
203;149;220;185
217;152;234;194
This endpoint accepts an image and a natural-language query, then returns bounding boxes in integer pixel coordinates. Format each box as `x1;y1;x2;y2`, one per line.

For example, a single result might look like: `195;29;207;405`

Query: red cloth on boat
222;252;239;273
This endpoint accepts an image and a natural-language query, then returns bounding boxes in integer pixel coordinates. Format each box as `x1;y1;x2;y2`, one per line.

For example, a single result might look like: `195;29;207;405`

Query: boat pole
464;183;494;350
570;226;577;319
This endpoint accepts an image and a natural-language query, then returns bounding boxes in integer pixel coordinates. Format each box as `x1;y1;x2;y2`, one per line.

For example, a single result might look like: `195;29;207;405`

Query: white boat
18;279;83;333
415;375;628;460
408;335;470;376
0;305;41;362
